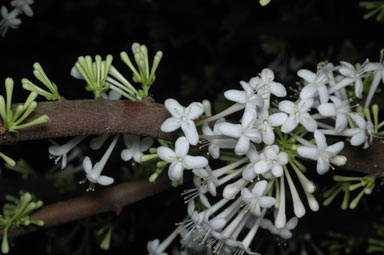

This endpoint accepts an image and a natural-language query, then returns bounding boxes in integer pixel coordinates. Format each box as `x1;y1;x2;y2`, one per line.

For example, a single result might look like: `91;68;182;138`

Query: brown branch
0;98;172;144
3;174;171;239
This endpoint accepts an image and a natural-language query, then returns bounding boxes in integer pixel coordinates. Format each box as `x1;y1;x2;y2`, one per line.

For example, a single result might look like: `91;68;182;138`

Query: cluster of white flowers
150;55;384;254
0;0;33;36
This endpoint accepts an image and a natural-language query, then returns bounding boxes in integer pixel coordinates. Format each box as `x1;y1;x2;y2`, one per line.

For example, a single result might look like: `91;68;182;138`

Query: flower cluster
151;55;384;254
0;0;34;36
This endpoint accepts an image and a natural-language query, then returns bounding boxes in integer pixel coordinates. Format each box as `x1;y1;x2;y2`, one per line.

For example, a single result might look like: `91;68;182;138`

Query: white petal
157;146;176;162
286;217;298;230
300;114;317;132
240;80;254;95
210;218;226;230
263;125;275;145
297;69;316;82
168;162;184;181
254;160;269;174
252;180;268;196
202;123;213;136
281;115;298;133
278;152;289;165
259;196;276;208
192;168;208;178
351;131;365;146
160;117;181;132
339;66;355;77
235;135;250;155
83;156;93;173
335;114;348;133
185;102;204;120
327;141;344;155
97;175;114;185
219;123;242;138
270;82;287;97
133;152;143;163
70;66;84;80
298;99;313;112
318;103;336;117
280;229;293;239
261;68;275;81
272;165;283;177
121;149;133;161
164;98;183;117
241;109;257;128
224;90;247;104
183;156;208;169
317;157;329;174
175;136;189;157
330;155;347;166
297;146;319;160
209;143;220;159
241;188;253;200
318;85;329;104
140;137;154;152
246;128;262;144
269;112;288;126
123;134;138;148
300;85;317;99
279;100;296;114
350;113;366;129
314;130;327;150
264;145;278;159
181;121;199;145
199;194;211;208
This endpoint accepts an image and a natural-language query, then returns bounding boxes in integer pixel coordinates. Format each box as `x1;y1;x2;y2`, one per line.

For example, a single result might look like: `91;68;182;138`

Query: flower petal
185;102;204;120
272;165;283;177
314;130;327;150
281;115;298;133
350;113;366;129
157;146;176;162
270;82;287;97
184;156;208;169
318;103;336;117
121;148;133;161
330;155;347;166
278;152;289;165
252;180;268;196
235;135;250;155
351;131;365;146
259;196;276;208
297;69;316;82
327;141;344;155
261;68;275;81
269;112;288;126
83;156;93;173
335;113;348;133
181;121;199;145
168;162;184;181
224;90;247;104
279;100;296;114
219;123;242;138
160;117;181;132
140;137;154;152
175;136;189;156
164;98;183;117
300;85;317;99
300;113;317;132
317;157;329;174
97;175;114;186
297;146;319;160
254;160;269;174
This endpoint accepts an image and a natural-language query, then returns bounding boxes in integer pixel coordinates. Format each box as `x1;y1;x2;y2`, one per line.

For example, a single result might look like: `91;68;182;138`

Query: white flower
219;111;262;155
279;99;317;133
249;68;287;107
157;137;208;181
255;107;287;145
261;217;298;239
349;113;374;149
201;118;236;159
241;180;276;216
11;0;34;16
0;6;21;36
121;135;153;163
224;80;264;114
49;136;86;169
193;166;219;197
83;135;120;189
254;145;288;177
338;61;374;98
298;69;329;104
161;99;204;145
297;130;346;174
147;239;167;255
317;95;350;133
242;144;261;181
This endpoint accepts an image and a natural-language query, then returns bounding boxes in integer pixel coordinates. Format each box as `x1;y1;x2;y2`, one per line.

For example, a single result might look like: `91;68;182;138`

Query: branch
0;99;172;144
3;174;171;239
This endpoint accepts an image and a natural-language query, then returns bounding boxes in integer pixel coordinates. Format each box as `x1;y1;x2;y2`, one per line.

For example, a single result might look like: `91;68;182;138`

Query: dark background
0;0;383;254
